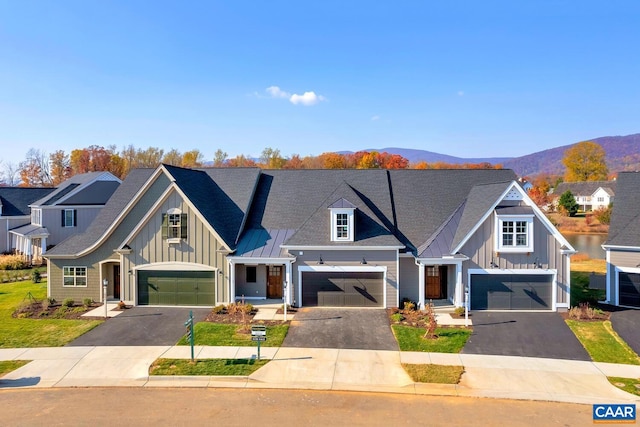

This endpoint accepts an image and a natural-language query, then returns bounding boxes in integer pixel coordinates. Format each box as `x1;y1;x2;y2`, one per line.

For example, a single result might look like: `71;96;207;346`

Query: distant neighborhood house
554;181;616;212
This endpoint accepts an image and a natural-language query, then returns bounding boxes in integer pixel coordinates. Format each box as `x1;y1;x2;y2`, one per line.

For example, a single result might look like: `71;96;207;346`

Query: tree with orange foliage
319;152;346;169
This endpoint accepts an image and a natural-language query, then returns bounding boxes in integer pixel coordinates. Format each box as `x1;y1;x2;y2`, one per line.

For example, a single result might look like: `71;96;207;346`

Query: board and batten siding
398;256;419;304
41;206;103;245
460;211;570;306
121;188;228;303
289;249;399;308
48;173;173;303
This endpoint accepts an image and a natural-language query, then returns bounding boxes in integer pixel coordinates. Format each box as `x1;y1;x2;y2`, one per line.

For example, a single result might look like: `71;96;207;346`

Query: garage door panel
471;274;552;310
138;271;215;306
619;272;640;307
302;271;383;307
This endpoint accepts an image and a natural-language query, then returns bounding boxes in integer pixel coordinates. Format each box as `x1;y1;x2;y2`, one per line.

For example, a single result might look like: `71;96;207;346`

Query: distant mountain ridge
342;133;640;177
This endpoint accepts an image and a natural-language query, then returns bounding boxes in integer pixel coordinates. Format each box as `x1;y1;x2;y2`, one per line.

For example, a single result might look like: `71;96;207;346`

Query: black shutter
73;209;78;227
180;213;188;239
161;214;168;239
61;210;65;227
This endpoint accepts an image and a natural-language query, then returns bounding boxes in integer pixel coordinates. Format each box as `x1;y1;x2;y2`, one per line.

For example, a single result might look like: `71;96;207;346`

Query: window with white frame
496;215;534;252
597;197;604;202
32;208;42;226
162;208;187;242
330;209;354;241
63;266;87;287
62;209;76;227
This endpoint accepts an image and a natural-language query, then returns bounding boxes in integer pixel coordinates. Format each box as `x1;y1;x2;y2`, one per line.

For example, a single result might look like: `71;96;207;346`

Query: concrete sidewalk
1;345;639;405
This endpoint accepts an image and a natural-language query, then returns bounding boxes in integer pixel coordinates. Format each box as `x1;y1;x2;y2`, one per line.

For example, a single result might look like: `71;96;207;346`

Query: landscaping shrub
391;313;404;323
62;298;75;308
402;298;416;311
0;255;28;271
453;306;465;317
83;298;93;307
31;270;42;283
212;304;226;314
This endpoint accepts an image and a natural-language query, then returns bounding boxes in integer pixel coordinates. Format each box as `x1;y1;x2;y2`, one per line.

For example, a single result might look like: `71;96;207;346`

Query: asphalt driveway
462;312;591;361
67;306;211;346
282;308;398;351
610;308;640;356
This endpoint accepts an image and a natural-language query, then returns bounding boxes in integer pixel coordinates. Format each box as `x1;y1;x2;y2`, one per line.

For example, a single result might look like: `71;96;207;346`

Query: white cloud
371;115;380;121
289;91;326;106
266;86;290;98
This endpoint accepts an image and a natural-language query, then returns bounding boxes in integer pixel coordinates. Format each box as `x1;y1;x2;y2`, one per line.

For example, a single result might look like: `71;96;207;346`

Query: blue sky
1;1;639;166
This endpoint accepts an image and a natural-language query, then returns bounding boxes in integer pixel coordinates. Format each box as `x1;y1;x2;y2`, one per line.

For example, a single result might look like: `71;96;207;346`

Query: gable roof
605;172;640;247
554;181;616;198
0;187;55;217
32;171;121;207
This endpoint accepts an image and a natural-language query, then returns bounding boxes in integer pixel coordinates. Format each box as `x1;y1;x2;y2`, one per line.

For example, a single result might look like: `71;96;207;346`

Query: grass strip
402;363;464;384
0;360;30;377
608;377;640;397
566;320;640;365
177;323;288;347
392;325;471;353
149;358;268;376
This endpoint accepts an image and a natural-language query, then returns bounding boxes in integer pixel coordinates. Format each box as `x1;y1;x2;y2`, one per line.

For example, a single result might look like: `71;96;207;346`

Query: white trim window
63;266;87;287
162;208;188;243
496;215;534;252
32;208;42;226
62;209;76;227
330;209;354;242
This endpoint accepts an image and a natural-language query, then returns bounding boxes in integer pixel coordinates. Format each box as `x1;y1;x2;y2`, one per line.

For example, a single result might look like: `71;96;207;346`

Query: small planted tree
423;301;438;339
558;190;579;217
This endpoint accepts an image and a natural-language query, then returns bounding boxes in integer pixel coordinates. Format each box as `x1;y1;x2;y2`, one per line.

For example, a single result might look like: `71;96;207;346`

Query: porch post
455;262;463;307
417;261;425;310
228;260;235;304
285;262;292;305
41;237;47;255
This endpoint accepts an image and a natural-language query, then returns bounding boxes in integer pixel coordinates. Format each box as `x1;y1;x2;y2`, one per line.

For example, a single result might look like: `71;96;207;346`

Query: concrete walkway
1;345;639;404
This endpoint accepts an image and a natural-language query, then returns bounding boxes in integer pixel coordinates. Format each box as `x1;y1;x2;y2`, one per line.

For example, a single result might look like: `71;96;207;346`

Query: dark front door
426;266;443;299
267;265;283;298
114;265;121;299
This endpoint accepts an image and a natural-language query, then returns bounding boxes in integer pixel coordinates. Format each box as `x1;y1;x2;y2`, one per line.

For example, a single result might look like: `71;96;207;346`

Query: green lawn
608;377;640;397
177;322;289;347
149;358;268;376
0;360;30;377
566;320;640;365
0;280;102;348
392;325;471;353
402;363;464;384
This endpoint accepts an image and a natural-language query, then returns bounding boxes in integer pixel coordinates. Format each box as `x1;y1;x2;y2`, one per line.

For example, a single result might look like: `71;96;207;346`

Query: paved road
610;309;640;355
462;312;591;360
282;308;398;350
68;306;211;346
0;388;594;427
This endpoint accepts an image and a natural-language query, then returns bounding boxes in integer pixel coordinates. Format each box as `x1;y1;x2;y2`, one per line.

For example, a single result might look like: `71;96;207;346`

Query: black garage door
619;272;640;307
302;272;383;307
471;274;552;310
138;271;215;306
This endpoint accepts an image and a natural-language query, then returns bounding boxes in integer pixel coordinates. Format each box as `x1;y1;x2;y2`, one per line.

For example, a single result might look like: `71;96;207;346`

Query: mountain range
344;133;640;177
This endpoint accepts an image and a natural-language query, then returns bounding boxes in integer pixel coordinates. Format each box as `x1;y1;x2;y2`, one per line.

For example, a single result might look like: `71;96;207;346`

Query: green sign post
184;310;195;362
251;325;267;360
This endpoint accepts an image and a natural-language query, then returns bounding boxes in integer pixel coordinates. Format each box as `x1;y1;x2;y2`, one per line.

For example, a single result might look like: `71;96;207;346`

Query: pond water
564;234;607;259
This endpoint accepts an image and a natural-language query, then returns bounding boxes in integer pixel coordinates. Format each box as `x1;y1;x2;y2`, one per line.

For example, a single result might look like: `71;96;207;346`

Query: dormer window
162;208;187;243
329;198;356;242
495;213;534;253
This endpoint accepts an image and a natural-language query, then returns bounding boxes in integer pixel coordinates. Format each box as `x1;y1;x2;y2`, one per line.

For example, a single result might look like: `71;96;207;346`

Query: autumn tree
319;152;345;169
19;149;52;187
260;147;286;169
213;149;228;167
162;149;182;166
562;141;608;182
49;150;72;186
227;154;257;167
284;154;304;169
181;149;204;168
0;162;20;186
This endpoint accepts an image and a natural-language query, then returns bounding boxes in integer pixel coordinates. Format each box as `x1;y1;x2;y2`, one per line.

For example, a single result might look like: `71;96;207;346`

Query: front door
426;266;442;299
114;265;121;300
267;265;283;298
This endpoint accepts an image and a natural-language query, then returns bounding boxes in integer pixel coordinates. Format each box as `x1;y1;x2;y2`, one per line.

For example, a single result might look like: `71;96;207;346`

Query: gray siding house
602;172;640;307
0;187;55;254
10;172;121;264
45;165;575;311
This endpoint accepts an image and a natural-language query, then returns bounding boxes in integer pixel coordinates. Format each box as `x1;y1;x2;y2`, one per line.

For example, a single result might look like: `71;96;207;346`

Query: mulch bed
387;308;433;328
204;307;287;326
13;301;99;320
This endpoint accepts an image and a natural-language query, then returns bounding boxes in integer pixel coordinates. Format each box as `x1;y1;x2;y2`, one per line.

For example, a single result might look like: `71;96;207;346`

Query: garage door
138;271;215;306
619;272;640;307
471;274;552;310
302;272;383;307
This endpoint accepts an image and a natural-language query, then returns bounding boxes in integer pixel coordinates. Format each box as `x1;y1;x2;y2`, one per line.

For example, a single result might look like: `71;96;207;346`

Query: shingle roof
605;172;640;247
45;169;155;256
555;181;617;197
60;181;120;205
9;224;49;237
33;172;115;206
0;187;55;217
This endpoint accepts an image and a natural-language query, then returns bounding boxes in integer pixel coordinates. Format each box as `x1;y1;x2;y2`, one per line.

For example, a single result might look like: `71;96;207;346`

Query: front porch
229;258;294;306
